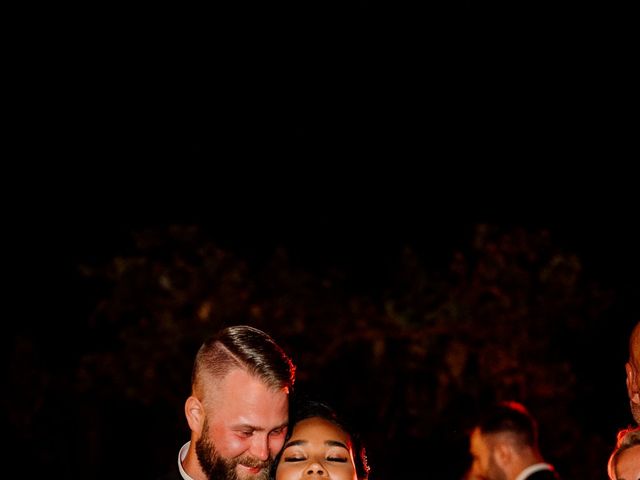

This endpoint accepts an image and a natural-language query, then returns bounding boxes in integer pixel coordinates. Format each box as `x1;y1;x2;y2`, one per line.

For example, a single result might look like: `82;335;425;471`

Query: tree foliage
11;224;619;479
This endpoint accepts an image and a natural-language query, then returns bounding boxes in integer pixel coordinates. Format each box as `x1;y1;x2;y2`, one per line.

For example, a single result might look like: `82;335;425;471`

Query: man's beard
631;399;640;424
196;419;273;480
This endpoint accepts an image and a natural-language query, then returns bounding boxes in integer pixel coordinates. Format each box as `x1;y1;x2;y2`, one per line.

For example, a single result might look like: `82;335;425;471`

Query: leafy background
8;215;639;479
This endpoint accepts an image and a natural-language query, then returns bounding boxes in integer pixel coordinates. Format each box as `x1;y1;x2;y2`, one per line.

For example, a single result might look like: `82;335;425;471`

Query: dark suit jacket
155;462;183;480
525;468;561;480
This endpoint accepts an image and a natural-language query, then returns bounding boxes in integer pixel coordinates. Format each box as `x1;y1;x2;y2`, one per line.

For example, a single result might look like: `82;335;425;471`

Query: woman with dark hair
608;426;640;480
273;399;370;480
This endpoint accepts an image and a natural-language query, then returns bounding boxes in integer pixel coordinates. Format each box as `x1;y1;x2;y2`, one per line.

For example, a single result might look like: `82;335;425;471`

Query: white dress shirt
515;463;555;480
177;441;194;480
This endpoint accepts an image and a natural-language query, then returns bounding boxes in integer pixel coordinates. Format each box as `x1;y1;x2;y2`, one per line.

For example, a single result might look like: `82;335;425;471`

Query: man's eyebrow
230;424;260;431
230;421;288;432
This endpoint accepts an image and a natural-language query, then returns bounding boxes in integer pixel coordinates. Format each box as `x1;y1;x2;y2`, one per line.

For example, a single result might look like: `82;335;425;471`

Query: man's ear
626;362;640;405
493;441;514;470
185;396;205;435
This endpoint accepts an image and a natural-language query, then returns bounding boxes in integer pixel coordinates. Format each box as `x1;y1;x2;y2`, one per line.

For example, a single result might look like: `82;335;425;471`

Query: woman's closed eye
283;453;348;463
283;455;306;462
327;456;348;463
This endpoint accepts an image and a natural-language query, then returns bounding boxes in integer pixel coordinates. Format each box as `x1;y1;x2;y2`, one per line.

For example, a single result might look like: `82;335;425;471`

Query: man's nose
304;461;327;477
250;434;270;461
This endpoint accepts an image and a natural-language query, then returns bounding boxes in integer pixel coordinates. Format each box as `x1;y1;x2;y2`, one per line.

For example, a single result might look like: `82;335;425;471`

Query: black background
8;1;638;478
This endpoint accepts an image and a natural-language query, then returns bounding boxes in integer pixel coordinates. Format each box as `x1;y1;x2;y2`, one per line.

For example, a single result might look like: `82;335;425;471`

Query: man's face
469;428;508;480
628;368;640;425
627;323;640;424
196;369;289;480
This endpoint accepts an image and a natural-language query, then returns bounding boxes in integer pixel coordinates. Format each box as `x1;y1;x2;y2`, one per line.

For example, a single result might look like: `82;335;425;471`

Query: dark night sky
22;1;633;167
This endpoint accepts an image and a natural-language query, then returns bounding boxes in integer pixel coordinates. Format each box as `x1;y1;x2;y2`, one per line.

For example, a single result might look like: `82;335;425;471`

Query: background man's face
627;323;640;424
469;429;508;480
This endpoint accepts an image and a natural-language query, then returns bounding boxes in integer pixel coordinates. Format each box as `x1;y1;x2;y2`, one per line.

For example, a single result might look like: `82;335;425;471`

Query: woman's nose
305;461;327;476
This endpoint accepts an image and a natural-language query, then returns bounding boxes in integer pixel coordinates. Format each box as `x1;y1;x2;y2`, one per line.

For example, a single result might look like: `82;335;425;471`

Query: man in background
468;401;560;480
626;321;640;424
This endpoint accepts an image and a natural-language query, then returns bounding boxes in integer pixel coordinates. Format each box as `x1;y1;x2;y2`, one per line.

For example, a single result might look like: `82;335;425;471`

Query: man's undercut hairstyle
192;325;296;399
477;401;538;450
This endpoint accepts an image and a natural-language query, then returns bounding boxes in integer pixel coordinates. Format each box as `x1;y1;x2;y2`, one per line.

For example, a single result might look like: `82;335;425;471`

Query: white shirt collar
515;463;554;480
178;441;194;480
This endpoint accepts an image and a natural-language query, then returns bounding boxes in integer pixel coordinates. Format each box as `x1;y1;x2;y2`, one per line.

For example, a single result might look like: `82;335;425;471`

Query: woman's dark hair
275;397;370;479
608;426;640;479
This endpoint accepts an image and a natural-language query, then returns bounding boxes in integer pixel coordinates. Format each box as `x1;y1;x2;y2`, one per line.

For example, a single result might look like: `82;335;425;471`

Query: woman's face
275;417;358;480
616;444;640;480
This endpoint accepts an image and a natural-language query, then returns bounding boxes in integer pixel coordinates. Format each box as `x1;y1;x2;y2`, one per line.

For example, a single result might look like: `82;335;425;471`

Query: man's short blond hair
191;325;295;403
